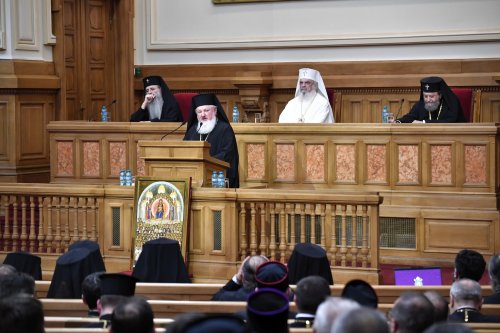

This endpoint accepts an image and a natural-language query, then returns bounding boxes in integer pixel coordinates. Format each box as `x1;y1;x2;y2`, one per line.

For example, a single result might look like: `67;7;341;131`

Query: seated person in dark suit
111;296;154;333
449;278;500;323
130;75;183;122
0;293;44;333
484;253;500;304
289;275;331;328
393;76;466;123
341;279;378;309
211;255;268;301
454;248;486;282
389;291;435;333
0;271;35;298
86;273;138;328
331;307;389;333
81;271;104;317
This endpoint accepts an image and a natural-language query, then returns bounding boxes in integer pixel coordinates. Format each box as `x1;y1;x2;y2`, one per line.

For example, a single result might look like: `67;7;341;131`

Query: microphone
394;98;405;121
160;121;187;140
89;99;117;121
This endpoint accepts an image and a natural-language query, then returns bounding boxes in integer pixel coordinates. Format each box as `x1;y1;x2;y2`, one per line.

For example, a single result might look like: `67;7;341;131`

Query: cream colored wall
134;0;500;65
0;0;54;60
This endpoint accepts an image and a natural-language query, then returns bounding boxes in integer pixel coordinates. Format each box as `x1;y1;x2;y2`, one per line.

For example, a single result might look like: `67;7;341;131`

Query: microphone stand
160;122;187;140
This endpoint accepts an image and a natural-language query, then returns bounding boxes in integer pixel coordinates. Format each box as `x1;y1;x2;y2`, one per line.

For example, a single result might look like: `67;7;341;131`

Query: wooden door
53;0;133;121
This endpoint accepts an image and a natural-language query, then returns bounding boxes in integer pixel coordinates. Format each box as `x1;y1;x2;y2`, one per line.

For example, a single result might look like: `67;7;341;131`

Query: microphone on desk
394;98;405;121
160;121;187;140
89;99;117;121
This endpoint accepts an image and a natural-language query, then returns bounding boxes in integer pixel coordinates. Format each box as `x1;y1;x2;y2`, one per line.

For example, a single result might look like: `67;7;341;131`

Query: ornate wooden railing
0;184;382;282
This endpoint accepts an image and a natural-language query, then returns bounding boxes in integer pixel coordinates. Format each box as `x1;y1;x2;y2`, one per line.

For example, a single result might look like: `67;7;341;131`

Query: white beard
300;90;317;102
197;118;217;134
148;93;164;120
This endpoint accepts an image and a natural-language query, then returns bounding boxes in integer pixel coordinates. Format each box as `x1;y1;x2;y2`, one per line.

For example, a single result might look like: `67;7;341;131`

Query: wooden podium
137;140;229;187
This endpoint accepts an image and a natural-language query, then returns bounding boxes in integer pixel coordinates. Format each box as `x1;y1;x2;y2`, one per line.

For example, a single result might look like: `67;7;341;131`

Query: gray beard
301;90;317;102
197;118;217;134
424;100;440;112
148;94;164;120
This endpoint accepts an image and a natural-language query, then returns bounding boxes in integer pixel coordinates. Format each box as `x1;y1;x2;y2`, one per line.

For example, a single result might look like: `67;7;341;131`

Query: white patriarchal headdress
295;68;329;102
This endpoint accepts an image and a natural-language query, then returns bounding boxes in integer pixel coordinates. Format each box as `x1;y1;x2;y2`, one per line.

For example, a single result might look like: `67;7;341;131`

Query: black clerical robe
398;100;466;123
183;121;239;188
130;104;183;122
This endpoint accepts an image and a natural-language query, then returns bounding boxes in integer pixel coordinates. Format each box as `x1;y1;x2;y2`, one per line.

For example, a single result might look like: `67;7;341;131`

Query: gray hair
313;297;361;333
450;278;482;303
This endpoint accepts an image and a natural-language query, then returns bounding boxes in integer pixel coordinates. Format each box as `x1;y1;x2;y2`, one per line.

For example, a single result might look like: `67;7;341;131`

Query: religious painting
132;177;191;267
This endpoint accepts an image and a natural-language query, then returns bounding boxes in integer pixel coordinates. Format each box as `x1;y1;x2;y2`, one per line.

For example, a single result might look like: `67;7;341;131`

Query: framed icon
132;177;191;267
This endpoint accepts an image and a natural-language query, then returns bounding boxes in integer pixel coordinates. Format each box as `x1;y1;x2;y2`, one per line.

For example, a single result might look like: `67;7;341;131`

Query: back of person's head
454;249;486;281
254;261;289;293
0;271;35;298
488;253;500;292
0;293;44;333
111;296;154;333
246;288;289;333
423;291;449;323
179;314;248;333
241;255;268;290
331;307;389;333
0;264;17;277
294;275;331;314
341;279;378;308
165;312;206;333
423;322;475;333
450;278;482;308
313;297;360;333
390;291;435;333
82;271;104;310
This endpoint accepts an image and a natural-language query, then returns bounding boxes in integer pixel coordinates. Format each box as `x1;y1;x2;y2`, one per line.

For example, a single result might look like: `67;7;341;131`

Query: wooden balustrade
0;183;381;283
0;184;105;254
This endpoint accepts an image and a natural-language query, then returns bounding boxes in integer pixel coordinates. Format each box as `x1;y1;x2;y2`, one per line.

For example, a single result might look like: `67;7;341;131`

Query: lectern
137;140;229;187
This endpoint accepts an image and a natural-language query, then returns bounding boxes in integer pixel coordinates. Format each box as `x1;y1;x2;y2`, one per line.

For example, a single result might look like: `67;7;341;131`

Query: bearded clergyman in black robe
395;76;466;123
183;93;240;188
130;75;183;122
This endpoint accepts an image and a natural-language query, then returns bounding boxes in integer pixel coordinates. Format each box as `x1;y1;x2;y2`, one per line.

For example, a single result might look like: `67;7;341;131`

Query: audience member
246;288;289;333
0;271;35;298
180;314;248;333
81;271;104;317
290;275;331;328
484;253;500;304
454;249;486;282
279;68;334;123
312;297;360;333
341;279;378;308
0;263;17;277
110;296;155;333
255;260;293;300
423;322;475;333
88;273;138;328
0;293;44;333
287;243;334;285
423;291;449;323
389;291;435;333
212;255;268;301
183;93;239;188
448;278;500;323
165;312;206;333
130;75;183;122
331;307;389;333
393;76;466;123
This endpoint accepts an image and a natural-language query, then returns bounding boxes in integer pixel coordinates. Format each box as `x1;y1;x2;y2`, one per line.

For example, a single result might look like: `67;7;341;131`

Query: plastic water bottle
101;105;108;122
382;105;389;123
125;169;132;186
119;170;126;186
211;171;217;188
217;171;225;188
232;104;239;123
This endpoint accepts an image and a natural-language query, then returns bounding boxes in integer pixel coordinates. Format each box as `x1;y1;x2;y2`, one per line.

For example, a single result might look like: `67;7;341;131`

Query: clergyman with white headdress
279;68;334;123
